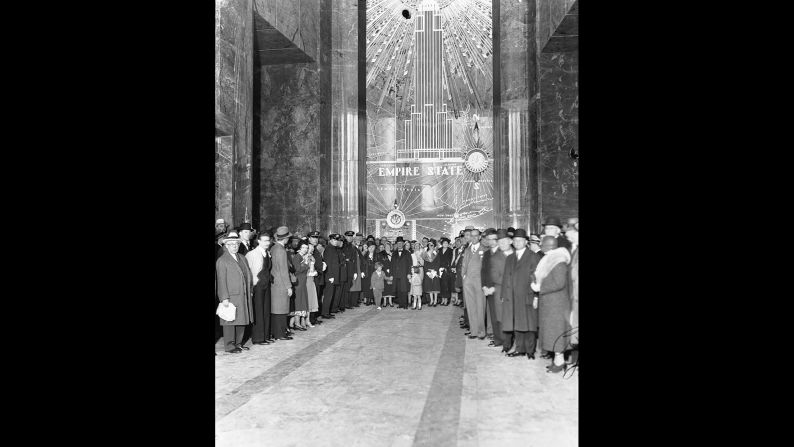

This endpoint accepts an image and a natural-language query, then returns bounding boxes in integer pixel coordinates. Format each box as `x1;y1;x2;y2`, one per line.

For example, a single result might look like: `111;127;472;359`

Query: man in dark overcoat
270;226;294;340
390;236;413;309
321;234;342;318
216;231;254;353
501;229;541;359
482;229;510;350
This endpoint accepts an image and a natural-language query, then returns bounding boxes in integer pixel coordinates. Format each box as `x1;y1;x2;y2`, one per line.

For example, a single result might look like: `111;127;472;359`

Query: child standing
371;262;385;310
410;265;423;310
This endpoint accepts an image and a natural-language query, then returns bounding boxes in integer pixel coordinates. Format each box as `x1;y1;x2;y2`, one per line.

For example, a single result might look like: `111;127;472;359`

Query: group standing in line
213;217;579;373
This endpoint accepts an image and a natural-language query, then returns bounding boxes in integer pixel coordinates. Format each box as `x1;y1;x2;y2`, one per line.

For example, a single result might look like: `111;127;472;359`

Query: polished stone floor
215;304;578;447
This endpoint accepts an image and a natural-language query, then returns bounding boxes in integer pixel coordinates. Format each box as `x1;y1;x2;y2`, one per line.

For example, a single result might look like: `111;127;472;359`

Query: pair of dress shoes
507;351;536;360
546;363;566;373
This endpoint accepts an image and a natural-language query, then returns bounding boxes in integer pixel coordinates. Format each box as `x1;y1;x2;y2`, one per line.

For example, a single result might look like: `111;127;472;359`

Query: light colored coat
269;242;292;314
216;249;253;326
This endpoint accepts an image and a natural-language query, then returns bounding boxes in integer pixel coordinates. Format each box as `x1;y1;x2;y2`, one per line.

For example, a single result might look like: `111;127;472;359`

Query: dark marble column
215;0;254;227
496;0;532;231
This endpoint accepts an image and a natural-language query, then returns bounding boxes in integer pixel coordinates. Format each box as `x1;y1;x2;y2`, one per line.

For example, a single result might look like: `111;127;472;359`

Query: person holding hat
461;228;487;340
391;236;413;309
216;231;254;353
501;229;542;359
542;216;572;252
531;236;572;373
437;237;454;306
270;226;294;341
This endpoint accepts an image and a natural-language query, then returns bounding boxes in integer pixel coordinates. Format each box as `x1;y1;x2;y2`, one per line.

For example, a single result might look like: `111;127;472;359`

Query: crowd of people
213;216;579;374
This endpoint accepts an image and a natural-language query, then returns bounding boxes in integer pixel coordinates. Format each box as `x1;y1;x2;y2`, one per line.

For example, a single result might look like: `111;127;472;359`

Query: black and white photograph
214;0;578;445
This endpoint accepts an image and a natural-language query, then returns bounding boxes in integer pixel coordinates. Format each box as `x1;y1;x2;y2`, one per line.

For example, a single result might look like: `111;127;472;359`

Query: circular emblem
464;148;489;173
386;208;406;228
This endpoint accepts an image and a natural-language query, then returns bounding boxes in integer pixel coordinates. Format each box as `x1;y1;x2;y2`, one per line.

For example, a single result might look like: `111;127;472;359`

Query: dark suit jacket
501;249;541;332
323;244;341;285
390;249;413;280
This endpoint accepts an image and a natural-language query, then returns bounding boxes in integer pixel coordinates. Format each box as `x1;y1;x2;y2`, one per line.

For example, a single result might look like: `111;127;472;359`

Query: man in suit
308;230;324;325
391;236;413;309
541;216;572;253
270;226;294;341
481;228;509;349
237;222;255;255
246;230;274;345
461;228;487;340
321;234;342;318
502;229;542;359
216;231;254;353
341;230;359;310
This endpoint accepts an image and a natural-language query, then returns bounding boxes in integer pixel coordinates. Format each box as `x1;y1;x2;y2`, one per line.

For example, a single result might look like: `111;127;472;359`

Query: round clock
464;148;489;173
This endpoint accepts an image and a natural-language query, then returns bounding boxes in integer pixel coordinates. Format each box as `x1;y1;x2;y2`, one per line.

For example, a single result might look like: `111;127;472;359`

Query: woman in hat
289;240;311;331
422;239;441;306
305;242;320;326
438;237;454;306
361;241;378;305
379;241;395;307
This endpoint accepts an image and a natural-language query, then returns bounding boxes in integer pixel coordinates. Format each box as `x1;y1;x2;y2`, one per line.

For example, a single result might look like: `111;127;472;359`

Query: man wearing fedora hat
501;229;541;359
270;226;294;340
236;222;255;255
391;236;413;309
216;231;254;353
542;216;572;252
461;228;487;339
321;233;343;318
481;228;510;349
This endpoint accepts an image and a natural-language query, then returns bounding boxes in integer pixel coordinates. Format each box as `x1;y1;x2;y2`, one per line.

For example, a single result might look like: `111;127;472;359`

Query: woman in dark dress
421;239;441;306
362;241;378;305
379;242;395;307
289;240;310;330
437;237;454;305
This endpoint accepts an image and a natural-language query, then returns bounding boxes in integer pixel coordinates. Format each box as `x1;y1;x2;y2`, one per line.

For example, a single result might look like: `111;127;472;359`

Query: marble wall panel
259;63;323;236
254;0;319;62
537;50;578;222
215;0;253;226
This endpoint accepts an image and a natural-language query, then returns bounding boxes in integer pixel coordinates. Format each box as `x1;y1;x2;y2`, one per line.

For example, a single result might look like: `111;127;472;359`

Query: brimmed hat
483;228;497;237
308;231;321;238
222;231;242;244
328;233;341;241
496;229;510;240
512;229;529;240
543;216;562;228
275;226;291;238
395;236;405;242
215;218;226;225
344;230;355;237
529;234;541;243
355;232;363;237
238;222;254;232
